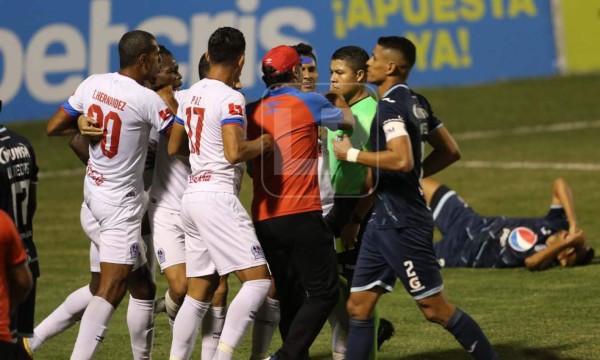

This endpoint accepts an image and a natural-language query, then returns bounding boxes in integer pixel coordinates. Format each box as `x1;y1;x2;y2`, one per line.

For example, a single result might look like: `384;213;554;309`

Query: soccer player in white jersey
28;44;180;358
46;30;173;359
167;27;273;360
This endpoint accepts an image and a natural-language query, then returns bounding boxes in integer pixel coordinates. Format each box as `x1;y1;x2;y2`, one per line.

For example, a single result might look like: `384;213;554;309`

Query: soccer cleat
377;318;396;350
16;337;33;360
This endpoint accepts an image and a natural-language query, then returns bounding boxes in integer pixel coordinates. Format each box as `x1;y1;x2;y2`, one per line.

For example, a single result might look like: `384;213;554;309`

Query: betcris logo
0;0;321;121
0;0;555;122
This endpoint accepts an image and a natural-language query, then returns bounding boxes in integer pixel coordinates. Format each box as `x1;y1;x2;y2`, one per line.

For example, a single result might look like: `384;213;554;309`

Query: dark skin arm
422;126;461;178
222;125;273;164
69;134;90;165
333;134;414;172
47;108;79;136
8;263;33;312
524;229;585;271
167;122;190;157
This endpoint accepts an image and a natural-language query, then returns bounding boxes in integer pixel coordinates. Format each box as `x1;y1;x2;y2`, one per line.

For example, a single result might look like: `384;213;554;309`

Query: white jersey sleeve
140;91;174;134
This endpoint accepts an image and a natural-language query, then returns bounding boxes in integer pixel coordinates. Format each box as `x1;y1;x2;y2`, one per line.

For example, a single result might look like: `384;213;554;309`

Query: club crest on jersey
508;227;537;252
130;243;140;259
251;245;265;260
412;104;429;119
157;248;166;264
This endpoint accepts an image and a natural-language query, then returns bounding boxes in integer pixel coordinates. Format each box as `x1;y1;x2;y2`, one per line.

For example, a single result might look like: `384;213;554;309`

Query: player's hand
156;85;174;101
78;115;103;140
566;229;585;247
340;223;359;250
260;134;274;157
324;91;349;108
332;135;352;160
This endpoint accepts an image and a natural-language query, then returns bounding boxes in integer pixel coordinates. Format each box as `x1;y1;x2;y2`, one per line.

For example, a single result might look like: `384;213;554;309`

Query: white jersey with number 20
65;72;172;206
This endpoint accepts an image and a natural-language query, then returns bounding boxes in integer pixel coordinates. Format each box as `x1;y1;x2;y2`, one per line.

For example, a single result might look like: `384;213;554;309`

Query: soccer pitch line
454;119;600;141
455;160;600;171
38;120;600;178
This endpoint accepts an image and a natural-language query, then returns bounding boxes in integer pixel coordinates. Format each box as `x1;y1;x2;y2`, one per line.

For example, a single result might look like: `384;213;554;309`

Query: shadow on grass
310;342;580;360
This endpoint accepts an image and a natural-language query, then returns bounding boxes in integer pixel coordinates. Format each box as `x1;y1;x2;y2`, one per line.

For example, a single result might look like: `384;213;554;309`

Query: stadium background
1;0;599;358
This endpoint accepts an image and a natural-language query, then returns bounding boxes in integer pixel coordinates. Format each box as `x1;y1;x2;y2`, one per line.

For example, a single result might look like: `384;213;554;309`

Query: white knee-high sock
127;296;155;360
71;296;115;360
250;297;280;360
201;306;227;360
212;279;270;360
170;295;210;360
30;285;93;351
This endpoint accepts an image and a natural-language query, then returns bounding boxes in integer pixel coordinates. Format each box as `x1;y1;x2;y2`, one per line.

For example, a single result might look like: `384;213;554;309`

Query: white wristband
346;148;360;163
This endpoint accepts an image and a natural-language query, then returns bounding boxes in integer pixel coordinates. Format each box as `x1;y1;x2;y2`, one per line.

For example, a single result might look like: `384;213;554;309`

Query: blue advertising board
0;0;556;122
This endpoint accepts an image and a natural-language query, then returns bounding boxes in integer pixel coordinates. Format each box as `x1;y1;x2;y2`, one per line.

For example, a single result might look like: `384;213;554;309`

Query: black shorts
351;224;443;300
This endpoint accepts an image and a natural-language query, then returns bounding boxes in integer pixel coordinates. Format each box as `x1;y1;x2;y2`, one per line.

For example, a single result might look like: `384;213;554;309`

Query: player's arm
524;229;585;271
222;125;273;164
69;134;90;165
551;178;578;234
47;108;79;136
323;92;355;131
8;263;33;312
156;85;179;115
167;122;190;157
333;133;413;172
340;171;375;248
422;125;461;178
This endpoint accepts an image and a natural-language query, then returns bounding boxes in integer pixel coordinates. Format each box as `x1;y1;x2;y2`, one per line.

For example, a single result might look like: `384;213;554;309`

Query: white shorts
80;203;101;272
83;189;147;269
181;191;267;277
148;205;185;271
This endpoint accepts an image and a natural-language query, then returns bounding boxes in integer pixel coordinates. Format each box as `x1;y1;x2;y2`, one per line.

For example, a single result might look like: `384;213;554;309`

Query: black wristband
350;213;363;224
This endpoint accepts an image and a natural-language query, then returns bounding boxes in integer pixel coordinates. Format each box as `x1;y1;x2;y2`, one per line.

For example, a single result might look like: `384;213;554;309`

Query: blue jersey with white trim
442;207;569;268
370;84;441;229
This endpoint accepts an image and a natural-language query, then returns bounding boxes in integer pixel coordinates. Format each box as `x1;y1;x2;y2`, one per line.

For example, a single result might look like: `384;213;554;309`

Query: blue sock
346;317;375;360
446;308;499;360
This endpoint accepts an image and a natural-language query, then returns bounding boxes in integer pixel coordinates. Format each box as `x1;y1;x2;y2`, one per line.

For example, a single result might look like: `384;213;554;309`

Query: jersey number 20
87;104;122;159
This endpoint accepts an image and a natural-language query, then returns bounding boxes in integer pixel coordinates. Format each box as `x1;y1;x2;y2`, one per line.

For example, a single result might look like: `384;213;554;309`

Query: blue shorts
351;224;444;300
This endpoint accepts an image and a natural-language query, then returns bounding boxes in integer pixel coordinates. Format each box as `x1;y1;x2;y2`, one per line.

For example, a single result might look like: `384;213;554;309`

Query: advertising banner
0;0;556;121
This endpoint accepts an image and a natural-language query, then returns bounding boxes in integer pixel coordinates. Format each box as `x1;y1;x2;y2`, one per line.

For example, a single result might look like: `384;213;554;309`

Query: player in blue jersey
423;177;594;270
333;36;499;359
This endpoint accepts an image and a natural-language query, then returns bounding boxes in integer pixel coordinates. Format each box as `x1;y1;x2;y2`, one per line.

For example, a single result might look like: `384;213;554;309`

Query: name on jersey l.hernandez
382;116;408;142
92;90;127;111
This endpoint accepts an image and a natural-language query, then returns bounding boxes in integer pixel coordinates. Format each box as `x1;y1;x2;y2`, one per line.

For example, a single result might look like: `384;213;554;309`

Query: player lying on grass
422;177;594;270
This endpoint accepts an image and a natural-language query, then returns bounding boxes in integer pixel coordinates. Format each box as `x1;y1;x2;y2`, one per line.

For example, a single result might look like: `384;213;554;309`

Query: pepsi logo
508;227;538;252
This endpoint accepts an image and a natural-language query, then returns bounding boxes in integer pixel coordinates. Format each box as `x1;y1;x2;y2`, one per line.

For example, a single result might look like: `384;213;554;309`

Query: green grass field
6;73;600;359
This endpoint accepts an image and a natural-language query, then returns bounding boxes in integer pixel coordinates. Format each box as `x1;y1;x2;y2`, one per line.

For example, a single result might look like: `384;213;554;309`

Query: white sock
201;306;227;360
71;296;115;360
212;279;270;360
127;296;155;360
328;298;349;356
165;290;181;330
30;285;93;351
170;295;210;360
250;297;280;360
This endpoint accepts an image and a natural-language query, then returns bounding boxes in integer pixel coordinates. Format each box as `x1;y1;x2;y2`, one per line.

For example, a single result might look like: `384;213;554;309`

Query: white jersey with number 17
63;72;172;206
175;78;246;195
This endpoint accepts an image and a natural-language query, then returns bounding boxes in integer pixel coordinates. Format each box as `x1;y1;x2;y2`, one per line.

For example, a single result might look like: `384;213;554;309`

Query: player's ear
238;54;245;69
385;61;396;76
356;69;365;83
139;53;148;70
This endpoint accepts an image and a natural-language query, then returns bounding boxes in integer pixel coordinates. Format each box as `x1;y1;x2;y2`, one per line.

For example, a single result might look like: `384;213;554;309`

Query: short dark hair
261;68;295;88
198;53;209;80
292;43;317;64
158;45;172;57
208;27;245;64
331;46;369;73
377;36;416;69
118;30;157;68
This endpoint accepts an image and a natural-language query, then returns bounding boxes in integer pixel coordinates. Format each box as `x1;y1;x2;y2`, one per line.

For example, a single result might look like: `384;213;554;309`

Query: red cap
262;45;300;75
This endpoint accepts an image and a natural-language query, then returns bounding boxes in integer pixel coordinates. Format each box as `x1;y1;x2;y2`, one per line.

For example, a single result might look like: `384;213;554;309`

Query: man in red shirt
246;45;354;359
0;209;33;359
